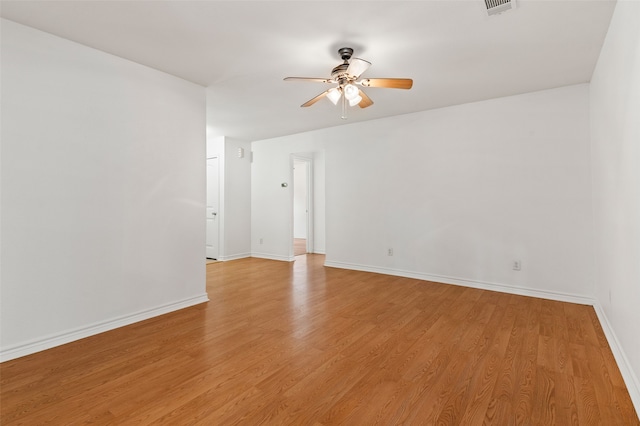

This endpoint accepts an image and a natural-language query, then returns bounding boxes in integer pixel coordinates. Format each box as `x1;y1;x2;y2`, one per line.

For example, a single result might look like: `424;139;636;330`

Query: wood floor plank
554;371;581;425
574;375;603;425
1;254;638;424
457;300;518;425
531;366;557;425
513;298;541;425
483;295;537;424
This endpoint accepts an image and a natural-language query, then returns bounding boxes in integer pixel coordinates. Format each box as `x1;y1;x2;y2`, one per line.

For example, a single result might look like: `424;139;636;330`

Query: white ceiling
1;1;616;141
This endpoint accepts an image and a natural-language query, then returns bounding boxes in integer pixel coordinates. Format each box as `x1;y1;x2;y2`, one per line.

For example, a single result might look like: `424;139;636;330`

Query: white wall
0;20;208;361
204;131;251;261
590;0;640;408
252;84;594;301
251;141;326;260
222;137;252;260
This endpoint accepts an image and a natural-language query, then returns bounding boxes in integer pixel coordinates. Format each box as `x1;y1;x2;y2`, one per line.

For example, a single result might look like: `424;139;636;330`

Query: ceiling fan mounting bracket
338;47;354;62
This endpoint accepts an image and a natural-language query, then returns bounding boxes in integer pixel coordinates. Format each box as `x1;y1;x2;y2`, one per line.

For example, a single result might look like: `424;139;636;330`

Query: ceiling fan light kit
284;47;413;120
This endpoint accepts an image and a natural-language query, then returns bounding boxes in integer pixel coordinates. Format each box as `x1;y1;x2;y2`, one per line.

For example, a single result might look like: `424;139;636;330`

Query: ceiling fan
284;47;413;119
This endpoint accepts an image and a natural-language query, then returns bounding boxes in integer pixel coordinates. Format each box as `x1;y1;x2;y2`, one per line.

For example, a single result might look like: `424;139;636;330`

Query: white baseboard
312;249;326;255
0;293;209;362
218;252;251;261
324;260;594;305
593;302;640;412
251;252;295;262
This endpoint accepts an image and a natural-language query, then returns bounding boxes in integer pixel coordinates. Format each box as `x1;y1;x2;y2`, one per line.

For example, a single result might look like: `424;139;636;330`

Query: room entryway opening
206;156;219;260
292;155;313;257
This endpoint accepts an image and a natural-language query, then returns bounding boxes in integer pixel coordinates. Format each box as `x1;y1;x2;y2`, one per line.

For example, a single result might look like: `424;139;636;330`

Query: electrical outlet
259;238;263;244
513;260;521;271
388;248;393;256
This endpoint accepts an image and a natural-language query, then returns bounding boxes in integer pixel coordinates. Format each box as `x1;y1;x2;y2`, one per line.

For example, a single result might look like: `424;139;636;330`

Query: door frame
291;154;314;255
206;155;220;260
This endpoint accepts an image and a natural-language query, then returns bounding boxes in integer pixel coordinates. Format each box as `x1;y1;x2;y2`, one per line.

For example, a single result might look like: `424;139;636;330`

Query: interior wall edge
0;294;209;363
593;302;640;413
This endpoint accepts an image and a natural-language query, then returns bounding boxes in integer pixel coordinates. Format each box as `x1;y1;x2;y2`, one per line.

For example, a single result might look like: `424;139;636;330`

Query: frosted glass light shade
343;84;359;101
326;88;341;105
348;95;362;107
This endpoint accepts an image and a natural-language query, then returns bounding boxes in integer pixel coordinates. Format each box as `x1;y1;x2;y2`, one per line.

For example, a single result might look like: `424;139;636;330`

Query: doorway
292;156;313;256
206;157;219;260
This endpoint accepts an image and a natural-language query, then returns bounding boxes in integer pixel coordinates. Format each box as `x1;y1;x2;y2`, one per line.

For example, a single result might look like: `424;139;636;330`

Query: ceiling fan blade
358;90;374;108
346;58;371;79
301;90;330;107
284;77;334;84
359;78;413;89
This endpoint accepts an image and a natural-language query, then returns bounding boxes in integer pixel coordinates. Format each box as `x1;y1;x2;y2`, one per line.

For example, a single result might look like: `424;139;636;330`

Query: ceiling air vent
484;0;516;16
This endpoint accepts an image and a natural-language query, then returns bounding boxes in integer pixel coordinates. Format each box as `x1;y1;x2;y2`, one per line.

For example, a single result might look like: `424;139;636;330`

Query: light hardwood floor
294;238;307;256
1;255;638;424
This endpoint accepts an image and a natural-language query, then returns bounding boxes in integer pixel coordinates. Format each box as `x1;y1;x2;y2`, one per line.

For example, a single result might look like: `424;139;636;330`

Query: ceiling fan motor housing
331;63;350;81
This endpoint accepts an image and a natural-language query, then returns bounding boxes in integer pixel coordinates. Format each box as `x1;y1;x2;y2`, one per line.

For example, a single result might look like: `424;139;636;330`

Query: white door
206;157;219;259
